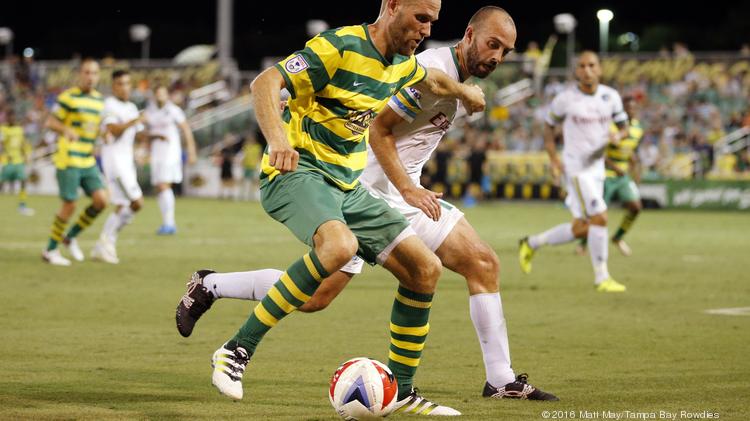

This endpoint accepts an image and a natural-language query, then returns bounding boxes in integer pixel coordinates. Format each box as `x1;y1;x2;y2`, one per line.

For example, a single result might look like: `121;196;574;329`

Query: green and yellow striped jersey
606;118;643;177
52;87;104;169
0;125;31;165
264;24;427;190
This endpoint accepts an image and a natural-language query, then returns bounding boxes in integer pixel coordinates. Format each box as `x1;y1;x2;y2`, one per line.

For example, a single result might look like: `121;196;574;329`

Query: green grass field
1;194;748;420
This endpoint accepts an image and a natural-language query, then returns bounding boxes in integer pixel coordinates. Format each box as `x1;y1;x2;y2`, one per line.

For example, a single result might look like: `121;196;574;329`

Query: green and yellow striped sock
19;188;27;207
614;211;638;241
388;286;433;400
230;250;329;354
65;205;101;240
47;215;68;251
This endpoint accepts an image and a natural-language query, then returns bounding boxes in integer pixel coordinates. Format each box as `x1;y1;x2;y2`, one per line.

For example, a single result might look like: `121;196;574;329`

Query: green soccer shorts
0;163;26;182
604;175;641;204
260;170;411;265
56;166;105;202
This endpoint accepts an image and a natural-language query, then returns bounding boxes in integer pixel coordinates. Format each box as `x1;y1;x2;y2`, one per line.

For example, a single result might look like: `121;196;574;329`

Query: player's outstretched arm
417;67;485;114
369;106;443;221
543;122;563;181
250;68;298;174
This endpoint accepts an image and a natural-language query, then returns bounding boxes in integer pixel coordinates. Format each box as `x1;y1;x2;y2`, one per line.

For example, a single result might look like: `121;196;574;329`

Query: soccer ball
329;357;398;420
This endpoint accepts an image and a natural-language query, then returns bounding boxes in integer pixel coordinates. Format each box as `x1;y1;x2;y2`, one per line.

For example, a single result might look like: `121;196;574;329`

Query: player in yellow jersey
42;59;109;266
175;0;484;413
239;134;262;201
0;109;35;216
577;96;644;256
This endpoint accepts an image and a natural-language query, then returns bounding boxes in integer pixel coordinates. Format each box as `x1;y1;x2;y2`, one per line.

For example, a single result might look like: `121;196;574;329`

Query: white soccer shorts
340;198;464;274
151;160;183;185
106;169;143;206
564;168;608;220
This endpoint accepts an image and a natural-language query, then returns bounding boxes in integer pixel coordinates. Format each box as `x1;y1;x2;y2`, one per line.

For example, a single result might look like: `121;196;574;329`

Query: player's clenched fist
460;84;486;115
268;141;299;174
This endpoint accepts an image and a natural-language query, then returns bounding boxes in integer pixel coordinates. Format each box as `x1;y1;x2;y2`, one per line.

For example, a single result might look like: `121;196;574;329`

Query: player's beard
389;18;421;56
466;41;495;79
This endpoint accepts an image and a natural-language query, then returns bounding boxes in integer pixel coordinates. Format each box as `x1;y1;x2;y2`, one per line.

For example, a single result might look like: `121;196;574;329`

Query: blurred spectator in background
522;41;541;76
239;132;262;201
215;133;239;200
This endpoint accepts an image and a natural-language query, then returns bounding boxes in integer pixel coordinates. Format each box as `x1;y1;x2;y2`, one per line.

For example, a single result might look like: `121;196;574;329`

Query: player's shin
470;292;515;387
388;286;433;399
614;210;638;241
227;251;329;355
65;204;101;240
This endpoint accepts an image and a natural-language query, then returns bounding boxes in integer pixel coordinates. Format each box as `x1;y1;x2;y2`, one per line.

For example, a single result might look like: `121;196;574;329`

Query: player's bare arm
45;115;79;142
179;120;197;165
250;67;299;173
416;67;485;114
543;122;563;179
609;120;629;147
605;157;624;176
106;115;144;138
369;106;443;221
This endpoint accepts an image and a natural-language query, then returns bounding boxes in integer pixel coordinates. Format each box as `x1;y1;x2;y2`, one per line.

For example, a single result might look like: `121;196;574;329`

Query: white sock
117;207;134;233
528;223;575;249
469;293;515;387
203;269;283;300
588;224;610;284
158;189;175;227
102;207;135;244
101;212;120;244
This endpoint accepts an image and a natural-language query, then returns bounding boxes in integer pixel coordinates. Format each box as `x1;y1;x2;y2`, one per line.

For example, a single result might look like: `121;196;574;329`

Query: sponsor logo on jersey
345;109;376;135
430;112;451;131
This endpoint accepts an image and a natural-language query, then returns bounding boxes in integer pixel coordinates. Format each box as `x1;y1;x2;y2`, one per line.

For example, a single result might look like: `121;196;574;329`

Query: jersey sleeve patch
284;54;309;74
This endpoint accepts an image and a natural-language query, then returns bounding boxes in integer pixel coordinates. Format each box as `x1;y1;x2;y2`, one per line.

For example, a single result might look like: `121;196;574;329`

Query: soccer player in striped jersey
177;4;557;410
175;0;484;413
519;51;629;293
0;109;35;216
42;59;108;266
576;96;644;256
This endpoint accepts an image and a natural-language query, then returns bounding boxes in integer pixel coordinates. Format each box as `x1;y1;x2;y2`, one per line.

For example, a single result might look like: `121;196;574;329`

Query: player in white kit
143;85;197;235
92;70;145;264
518;51;629;293
177;6;558;402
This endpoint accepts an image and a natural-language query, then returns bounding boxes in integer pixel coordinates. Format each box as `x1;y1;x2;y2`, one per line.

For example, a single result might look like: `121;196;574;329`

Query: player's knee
316;228;358;269
572;220;589;237
414;253;442;287
476;246;500;284
591;212;608;226
131;199;143;212
629;201;642;213
92;193;108;210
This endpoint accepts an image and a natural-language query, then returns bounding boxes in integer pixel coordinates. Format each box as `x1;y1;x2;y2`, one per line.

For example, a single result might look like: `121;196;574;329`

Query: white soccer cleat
211;344;249;400
91;240;119;264
393;388;462;416
612;238;632;256
63;238;85;262
18;206;35;216
42;249;72;266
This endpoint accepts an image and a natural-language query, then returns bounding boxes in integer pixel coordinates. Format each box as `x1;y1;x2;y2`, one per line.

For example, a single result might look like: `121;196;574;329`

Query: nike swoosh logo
353;81;364;87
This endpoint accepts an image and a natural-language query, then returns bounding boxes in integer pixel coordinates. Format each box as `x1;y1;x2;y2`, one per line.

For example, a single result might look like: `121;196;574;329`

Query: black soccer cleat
176;269;216;337
482;373;559;401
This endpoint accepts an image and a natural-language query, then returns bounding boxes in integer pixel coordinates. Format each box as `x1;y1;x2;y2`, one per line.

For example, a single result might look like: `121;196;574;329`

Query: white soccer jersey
100;96;143;176
144;102;186;165
545;84;627;175
359;46;462;206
